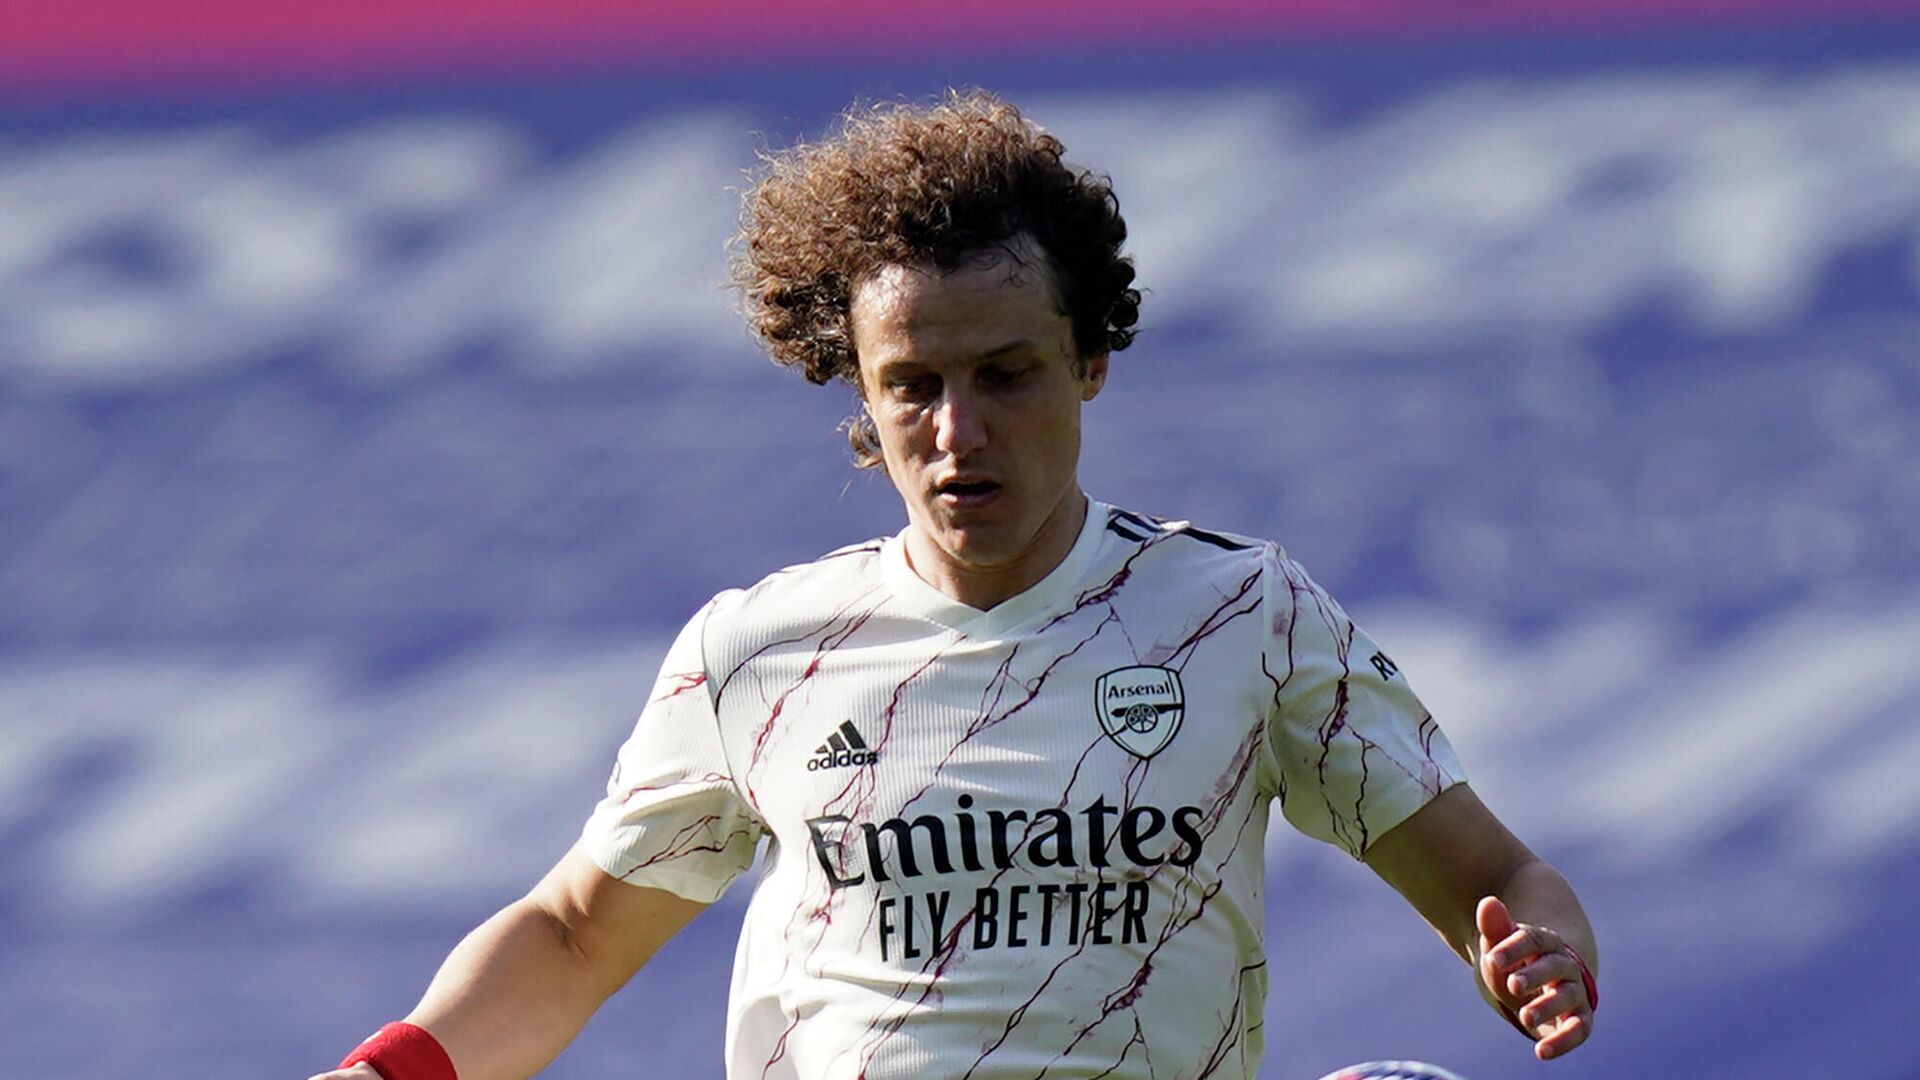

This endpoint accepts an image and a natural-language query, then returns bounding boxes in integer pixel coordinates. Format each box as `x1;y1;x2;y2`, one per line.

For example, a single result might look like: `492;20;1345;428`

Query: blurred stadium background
4;2;1918;1077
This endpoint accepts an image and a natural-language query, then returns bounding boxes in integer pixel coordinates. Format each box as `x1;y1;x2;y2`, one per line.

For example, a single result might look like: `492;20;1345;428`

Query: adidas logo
808;721;879;771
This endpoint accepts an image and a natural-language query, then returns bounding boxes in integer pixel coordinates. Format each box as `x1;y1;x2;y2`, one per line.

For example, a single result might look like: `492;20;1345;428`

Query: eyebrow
871;340;1040;376
976;340;1041;361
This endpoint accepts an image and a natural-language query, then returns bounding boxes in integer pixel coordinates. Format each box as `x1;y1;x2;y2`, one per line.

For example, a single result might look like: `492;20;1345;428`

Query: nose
932;385;987;457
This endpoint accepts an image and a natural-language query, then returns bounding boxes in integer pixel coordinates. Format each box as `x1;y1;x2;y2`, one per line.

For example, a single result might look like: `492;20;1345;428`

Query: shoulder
1096;504;1342;619
1099;503;1283;578
1089;505;1302;628
698;535;890;651
1101;504;1265;552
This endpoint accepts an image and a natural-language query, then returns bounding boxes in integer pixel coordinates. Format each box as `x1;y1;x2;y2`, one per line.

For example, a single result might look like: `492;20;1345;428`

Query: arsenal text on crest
1093;666;1185;759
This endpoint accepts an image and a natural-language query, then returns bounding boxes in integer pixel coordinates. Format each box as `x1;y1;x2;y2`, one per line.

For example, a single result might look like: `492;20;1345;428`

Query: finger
1533;1010;1592;1061
1505;950;1580;1000
1475;896;1519;989
1475;895;1516;948
1486;923;1565;974
1517;978;1586;1032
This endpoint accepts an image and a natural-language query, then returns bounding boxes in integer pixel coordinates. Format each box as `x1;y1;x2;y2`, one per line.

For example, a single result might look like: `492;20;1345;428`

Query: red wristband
1564;943;1599;1011
339;1022;458;1080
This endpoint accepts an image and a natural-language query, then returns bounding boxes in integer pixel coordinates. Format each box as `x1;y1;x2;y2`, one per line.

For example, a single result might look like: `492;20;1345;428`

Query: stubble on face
849;240;1108;610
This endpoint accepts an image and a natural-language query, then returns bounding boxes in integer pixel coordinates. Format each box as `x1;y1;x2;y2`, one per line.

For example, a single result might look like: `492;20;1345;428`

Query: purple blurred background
3;3;1918;1078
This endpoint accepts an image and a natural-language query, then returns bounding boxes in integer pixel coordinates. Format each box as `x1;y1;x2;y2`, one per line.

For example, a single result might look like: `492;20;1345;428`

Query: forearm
403;899;622;1080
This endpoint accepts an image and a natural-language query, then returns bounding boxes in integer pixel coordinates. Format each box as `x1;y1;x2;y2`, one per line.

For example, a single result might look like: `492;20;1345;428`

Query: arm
1363;783;1598;1061
312;845;706;1080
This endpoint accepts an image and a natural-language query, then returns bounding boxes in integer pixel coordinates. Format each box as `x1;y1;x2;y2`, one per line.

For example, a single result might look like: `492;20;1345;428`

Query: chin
934;521;1025;568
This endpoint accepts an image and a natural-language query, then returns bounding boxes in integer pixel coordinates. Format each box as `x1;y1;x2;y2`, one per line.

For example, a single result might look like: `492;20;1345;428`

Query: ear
1079;353;1110;401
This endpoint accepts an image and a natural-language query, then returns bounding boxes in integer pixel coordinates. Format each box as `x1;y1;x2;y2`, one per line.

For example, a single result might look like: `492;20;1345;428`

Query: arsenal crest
1094;666;1185;758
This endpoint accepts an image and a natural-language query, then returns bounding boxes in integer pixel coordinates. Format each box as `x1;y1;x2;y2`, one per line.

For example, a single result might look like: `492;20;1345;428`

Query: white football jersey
581;501;1464;1080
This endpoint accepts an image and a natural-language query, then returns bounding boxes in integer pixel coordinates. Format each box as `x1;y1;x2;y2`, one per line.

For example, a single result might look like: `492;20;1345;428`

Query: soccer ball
1315;1062;1470;1080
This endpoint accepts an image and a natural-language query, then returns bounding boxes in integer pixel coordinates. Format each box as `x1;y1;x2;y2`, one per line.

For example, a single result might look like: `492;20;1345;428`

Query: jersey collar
880;497;1112;636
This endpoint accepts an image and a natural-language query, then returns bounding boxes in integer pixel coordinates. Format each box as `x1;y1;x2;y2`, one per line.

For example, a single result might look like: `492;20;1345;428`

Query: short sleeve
580;600;765;903
1262;550;1464;859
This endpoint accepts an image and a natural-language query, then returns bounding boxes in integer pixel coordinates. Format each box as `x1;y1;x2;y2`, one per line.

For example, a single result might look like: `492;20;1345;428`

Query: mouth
934;477;1003;508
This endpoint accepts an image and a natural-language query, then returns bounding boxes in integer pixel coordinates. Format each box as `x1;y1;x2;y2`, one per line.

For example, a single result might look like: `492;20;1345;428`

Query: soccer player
315;91;1597;1080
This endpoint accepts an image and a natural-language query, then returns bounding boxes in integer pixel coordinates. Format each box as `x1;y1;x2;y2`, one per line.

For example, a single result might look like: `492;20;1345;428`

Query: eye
887;374;939;402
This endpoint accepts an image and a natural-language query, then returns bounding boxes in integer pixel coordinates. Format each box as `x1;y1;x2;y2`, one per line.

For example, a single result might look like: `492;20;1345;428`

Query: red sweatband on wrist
1564;943;1599;1011
339;1022;458;1080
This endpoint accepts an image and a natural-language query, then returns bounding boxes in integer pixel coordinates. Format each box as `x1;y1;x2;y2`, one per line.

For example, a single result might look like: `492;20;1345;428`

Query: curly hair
732;90;1140;465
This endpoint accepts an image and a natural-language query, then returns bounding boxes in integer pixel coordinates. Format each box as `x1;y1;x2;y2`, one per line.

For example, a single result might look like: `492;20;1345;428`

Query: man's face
850;241;1108;598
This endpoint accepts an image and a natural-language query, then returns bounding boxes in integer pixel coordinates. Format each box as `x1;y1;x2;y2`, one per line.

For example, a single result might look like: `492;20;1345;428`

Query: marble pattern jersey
580;501;1464;1080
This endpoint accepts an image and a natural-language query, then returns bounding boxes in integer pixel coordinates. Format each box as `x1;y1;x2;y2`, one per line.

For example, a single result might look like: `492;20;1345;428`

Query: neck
905;490;1090;611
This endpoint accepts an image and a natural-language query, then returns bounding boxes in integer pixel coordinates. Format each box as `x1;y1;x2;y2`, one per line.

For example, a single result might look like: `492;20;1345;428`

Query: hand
305;1065;383;1080
1475;895;1593;1061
